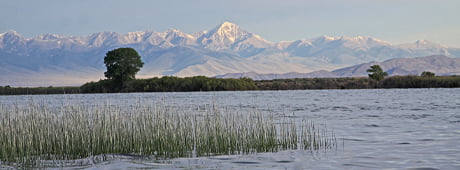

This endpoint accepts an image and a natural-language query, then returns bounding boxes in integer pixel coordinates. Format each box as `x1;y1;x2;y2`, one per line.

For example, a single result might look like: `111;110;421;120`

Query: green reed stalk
0;99;336;166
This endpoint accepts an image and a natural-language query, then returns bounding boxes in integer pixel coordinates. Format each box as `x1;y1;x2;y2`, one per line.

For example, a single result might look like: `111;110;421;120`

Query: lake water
1;88;459;169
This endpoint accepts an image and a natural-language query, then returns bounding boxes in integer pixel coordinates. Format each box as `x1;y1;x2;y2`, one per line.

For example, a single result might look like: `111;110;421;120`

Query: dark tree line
2;76;459;95
380;75;460;88
256;77;374;90
255;76;460;90
0;86;81;95
80;76;257;93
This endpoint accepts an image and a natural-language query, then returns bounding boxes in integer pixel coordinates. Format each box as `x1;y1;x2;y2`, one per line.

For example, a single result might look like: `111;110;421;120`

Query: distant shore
1;75;459;95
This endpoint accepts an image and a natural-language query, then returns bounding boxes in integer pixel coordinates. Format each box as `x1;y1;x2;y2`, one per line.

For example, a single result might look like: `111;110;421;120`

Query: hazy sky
1;0;459;47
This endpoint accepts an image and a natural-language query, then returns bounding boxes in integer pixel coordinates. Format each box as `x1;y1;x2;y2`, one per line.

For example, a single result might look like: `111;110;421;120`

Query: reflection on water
1;88;459;169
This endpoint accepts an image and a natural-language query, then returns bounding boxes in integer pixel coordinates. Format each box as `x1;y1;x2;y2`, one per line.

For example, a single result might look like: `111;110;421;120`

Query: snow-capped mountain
198;22;273;52
1;22;459;86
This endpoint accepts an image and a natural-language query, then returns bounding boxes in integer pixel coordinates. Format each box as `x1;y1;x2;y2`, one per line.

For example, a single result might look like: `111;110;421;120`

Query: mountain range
217;55;460;80
1;22;459;86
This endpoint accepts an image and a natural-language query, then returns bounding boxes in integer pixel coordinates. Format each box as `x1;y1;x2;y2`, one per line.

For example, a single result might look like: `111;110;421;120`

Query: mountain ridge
217;55;460;80
1;22;460;86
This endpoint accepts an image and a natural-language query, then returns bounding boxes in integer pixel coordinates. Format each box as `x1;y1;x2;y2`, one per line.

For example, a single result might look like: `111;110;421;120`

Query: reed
0;99;336;166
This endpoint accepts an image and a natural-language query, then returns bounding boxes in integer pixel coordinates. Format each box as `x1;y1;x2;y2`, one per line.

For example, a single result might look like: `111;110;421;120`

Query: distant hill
1;22;460;86
332;55;460;77
217;55;460;80
216;70;336;80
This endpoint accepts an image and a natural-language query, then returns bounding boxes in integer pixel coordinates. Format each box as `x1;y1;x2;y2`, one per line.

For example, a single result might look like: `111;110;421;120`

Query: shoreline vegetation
0;100;336;167
1;75;460;95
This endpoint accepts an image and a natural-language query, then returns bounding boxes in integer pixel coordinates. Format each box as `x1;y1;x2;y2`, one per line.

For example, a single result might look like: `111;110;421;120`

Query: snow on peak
313;35;387;43
197;22;272;50
336;36;370;41
209;21;247;43
354;36;367;40
164;28;193;38
0;30;26;45
398;39;448;49
414;40;448;48
197;22;249;49
127;31;146;37
123;31;148;43
416;40;430;45
4;30;21;36
1;30;23;39
163;28;196;45
166;28;182;33
310;36;337;44
309;35;390;49
34;33;64;40
220;21;239;28
323;35;337;41
85;31;121;47
339;36;367;42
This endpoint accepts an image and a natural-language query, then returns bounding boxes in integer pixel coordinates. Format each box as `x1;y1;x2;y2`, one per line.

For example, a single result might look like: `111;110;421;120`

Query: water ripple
232;161;261;164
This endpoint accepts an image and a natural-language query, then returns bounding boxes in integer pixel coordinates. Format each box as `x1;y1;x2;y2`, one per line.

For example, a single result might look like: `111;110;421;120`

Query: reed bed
0;99;336;166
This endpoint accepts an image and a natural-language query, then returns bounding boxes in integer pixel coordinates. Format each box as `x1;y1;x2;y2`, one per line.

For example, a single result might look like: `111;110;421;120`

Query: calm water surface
1;88;459;169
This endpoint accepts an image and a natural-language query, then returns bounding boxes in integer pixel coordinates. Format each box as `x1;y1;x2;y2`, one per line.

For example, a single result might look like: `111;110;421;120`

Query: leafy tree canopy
421;71;435;77
366;65;388;81
104;48;144;88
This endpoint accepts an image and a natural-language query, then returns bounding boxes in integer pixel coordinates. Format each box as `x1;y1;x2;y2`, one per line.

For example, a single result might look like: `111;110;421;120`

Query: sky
1;0;459;47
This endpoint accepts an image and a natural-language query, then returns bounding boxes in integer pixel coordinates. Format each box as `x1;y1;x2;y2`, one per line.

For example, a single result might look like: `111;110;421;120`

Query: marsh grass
0;99;336;167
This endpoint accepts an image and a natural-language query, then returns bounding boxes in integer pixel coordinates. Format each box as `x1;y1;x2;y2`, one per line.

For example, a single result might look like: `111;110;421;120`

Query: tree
104;48;144;89
421;71;435;77
366;65;388;81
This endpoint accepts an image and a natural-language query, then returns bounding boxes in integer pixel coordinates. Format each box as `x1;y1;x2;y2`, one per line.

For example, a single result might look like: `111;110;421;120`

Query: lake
1;88;459;169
